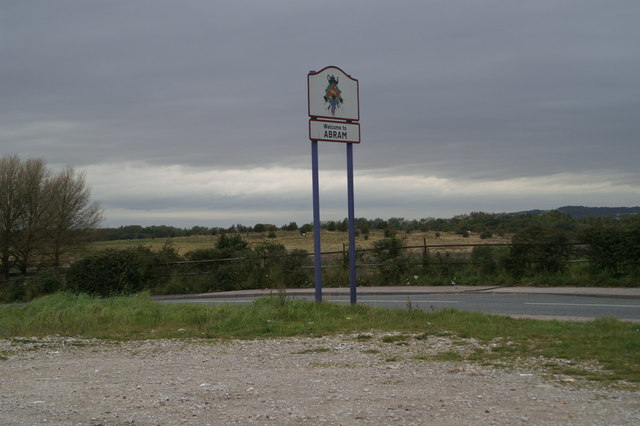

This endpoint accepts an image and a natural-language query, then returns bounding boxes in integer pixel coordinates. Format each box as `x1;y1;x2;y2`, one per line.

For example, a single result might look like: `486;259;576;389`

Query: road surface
155;286;640;322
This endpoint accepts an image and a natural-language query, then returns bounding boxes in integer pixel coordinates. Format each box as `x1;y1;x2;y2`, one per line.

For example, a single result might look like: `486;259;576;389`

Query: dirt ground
1;334;638;425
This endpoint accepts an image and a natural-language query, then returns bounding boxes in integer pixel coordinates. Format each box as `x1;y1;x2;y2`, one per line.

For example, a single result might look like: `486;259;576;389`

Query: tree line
0;156;102;279
96;209;636;242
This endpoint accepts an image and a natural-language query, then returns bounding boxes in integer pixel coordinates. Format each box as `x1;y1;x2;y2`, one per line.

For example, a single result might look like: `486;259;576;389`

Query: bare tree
0;156;24;279
0;156;103;279
45;167;103;267
14;159;50;274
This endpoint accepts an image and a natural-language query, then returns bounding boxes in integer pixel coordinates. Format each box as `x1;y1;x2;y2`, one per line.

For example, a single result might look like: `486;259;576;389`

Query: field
90;229;512;255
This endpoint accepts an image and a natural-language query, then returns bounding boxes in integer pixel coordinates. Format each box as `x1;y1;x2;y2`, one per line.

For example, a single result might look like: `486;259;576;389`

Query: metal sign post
308;66;360;304
311;140;322;302
346;142;357;305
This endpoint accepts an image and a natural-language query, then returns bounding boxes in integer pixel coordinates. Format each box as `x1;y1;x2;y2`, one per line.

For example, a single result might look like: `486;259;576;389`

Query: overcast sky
2;1;639;228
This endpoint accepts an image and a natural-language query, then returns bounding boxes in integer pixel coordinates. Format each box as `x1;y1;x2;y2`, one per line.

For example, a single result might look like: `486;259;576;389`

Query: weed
355;334;373;340
414;332;432;340
309;362;350;368
381;334;411;343
11;338;38;344
293;347;331;354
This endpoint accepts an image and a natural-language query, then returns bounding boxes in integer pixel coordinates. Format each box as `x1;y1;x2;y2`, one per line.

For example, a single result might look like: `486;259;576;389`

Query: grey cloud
2;1;639;226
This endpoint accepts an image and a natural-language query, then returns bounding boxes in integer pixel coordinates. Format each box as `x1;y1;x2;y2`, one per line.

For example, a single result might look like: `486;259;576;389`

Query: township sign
309;119;360;144
308;66;360;122
307;65;360;304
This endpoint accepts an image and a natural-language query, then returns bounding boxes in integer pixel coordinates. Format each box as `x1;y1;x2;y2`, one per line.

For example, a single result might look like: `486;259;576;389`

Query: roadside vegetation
1;211;639;303
1;293;639;388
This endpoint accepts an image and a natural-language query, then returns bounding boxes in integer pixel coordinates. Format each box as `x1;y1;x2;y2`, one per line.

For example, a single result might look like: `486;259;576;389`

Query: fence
153;240;593;289
4;240;636;303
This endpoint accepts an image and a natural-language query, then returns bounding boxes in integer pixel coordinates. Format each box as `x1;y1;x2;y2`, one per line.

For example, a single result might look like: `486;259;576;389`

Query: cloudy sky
2;1;639;228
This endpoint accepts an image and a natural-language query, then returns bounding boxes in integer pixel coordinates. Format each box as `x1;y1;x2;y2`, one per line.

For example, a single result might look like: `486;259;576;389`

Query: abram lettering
324;130;348;139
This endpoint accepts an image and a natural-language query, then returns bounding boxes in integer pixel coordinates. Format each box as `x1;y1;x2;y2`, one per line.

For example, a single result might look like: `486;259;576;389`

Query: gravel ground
1;335;638;425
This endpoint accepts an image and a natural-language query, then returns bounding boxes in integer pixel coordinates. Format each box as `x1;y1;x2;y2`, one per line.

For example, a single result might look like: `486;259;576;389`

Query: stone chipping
1;335;638;425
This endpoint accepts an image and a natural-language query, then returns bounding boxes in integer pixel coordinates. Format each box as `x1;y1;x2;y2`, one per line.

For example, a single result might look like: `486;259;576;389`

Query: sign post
346;142;356;305
308;66;360;304
311;140;322;302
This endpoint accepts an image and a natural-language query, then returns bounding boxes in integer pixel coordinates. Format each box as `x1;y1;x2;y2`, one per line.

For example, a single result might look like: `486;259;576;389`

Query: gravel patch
1;335;638;425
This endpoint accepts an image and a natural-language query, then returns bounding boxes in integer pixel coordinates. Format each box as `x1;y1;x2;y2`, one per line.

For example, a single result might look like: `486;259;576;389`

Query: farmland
90;229;512;255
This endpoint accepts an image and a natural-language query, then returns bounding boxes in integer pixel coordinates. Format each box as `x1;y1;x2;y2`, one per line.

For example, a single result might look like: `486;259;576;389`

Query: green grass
1;292;639;387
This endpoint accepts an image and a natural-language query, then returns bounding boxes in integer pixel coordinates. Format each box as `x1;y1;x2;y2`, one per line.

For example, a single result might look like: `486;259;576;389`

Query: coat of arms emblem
323;75;343;116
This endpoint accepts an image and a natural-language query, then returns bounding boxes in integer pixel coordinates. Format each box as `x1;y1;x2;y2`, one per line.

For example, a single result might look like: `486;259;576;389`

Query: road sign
307;66;360;305
309;119;360;144
308;66;359;122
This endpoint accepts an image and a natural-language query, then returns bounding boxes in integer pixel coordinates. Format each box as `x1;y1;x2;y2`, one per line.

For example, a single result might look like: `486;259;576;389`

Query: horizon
96;205;640;229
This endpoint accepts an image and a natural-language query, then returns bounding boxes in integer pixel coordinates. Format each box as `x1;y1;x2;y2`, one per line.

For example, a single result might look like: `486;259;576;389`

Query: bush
580;222;640;278
471;246;499;276
24;272;64;300
251;242;310;289
215;233;249;255
0;278;26;303
372;236;412;284
507;226;572;278
66;246;181;296
278;249;311;287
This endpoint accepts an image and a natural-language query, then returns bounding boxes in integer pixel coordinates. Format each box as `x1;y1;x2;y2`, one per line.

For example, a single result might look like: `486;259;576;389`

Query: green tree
281;222;298;231
299;223;313;235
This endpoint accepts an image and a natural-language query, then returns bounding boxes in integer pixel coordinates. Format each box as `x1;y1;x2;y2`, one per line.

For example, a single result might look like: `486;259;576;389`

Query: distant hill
512;206;640;219
556;206;640;219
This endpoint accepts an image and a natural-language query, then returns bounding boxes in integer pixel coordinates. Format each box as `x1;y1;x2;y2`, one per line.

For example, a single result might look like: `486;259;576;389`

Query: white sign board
309;119;360;144
308;66;359;122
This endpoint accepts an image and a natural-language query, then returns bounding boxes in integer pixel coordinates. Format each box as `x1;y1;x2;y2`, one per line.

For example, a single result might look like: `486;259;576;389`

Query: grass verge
1;292;639;387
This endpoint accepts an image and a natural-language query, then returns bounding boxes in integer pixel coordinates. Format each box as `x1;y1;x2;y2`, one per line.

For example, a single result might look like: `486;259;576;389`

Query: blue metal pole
346;143;357;305
311;140;322;302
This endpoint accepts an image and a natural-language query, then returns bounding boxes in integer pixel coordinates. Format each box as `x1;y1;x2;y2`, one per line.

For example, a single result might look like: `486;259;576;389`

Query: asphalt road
156;291;640;322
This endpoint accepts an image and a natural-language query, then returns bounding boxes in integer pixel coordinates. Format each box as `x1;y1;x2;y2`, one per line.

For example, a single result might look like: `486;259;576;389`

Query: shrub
580;226;626;276
215;233;249;255
278;249;311;287
471;246;498;276
250;242;310;288
24;272;64;300
0;278;26;303
372;236;411;284
479;231;493;239
580;222;640;279
66;246;181;296
507;226;572;278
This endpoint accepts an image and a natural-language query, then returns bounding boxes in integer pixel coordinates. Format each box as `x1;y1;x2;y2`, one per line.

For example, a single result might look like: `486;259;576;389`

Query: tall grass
1;292;639;386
